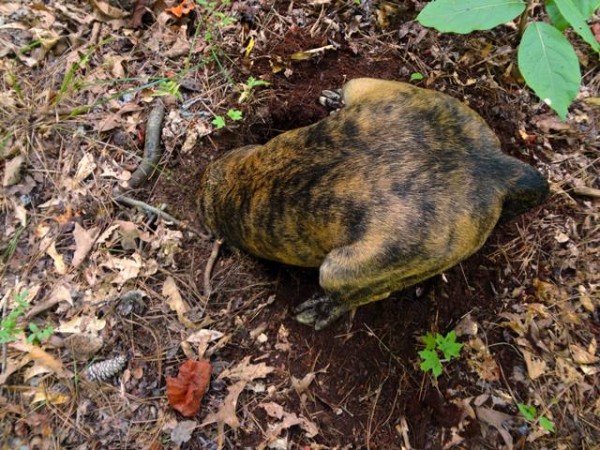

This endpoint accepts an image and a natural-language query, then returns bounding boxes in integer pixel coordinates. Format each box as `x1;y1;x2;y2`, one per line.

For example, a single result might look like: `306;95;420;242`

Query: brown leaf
521;349;547;380
219;355;274;382
201;379;244;429
2;155;24;186
9;339;73;378
72;223;100;267
167;359;212;417
569;344;599;365
476;407;514;449
163;276;197;328
166;0;196;18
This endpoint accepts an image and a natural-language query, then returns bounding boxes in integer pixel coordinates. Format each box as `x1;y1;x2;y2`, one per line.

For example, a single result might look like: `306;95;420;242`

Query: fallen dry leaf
3;154;25;186
167;0;196;18
569;344;599;365
46;241;67;274
167;359;212;417
521;348;547;380
202;357;275;448
476;407;514;449
72;223;100;267
55;315;106;334
163;276;198;329
31;387;70;405
9;339;73;379
171;420;198;446
74;153;97;184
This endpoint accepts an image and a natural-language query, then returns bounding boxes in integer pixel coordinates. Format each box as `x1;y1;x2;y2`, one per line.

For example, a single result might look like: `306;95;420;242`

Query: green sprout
518;403;555;433
418;330;463;379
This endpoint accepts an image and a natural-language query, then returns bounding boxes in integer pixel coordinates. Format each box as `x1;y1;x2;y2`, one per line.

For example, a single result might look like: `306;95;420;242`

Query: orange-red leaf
166;359;212;417
166;0;196;18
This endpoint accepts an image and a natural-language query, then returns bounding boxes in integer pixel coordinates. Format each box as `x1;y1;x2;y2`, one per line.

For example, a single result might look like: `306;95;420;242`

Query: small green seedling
417;0;600;119
212;108;243;129
518;403;555;433
418;330;463;379
239;76;270;103
154;79;182;100
27;322;54;345
410;72;424;82
0;290;54;345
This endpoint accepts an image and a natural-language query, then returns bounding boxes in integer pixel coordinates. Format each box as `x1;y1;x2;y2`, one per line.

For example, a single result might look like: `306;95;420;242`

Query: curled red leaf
166;359;212;417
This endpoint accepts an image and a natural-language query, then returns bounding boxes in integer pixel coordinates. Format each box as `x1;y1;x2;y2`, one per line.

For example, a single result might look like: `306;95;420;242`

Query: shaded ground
1;1;599;449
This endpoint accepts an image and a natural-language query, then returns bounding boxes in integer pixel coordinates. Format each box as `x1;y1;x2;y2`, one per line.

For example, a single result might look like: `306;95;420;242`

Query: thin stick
114;194;211;239
204;239;223;296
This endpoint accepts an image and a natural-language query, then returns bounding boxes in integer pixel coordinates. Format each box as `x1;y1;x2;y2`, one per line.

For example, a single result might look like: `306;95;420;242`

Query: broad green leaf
518;22;581;120
545;0;569;31
554;0;600;52
518;403;537;421
417;0;526;34
435;331;463;360
419;349;443;378
421;332;437;350
211;115;226;129
539;416;555;433
578;0;600;18
227;109;243;121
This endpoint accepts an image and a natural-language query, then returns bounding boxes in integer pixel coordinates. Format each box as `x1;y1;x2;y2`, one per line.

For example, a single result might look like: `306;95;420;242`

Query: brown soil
151;23;588;450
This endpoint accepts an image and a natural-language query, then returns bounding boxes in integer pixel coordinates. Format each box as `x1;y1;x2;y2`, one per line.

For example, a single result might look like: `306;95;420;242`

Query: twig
126;102;165;190
571;186;600;198
204;239;223;296
1;293;8;374
114;194;211;239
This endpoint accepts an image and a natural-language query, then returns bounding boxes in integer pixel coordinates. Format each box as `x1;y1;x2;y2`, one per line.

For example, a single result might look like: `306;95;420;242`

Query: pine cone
86;355;127;381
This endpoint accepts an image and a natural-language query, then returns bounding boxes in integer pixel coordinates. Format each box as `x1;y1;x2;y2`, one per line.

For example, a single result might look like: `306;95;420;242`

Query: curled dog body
198;78;549;329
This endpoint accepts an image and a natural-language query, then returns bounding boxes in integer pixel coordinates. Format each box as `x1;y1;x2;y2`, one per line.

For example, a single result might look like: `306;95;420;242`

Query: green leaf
545;0;570;31
417;0;526;34
554;0;600;52
539;416;555;433
518;403;537;421
419;349;443;378
227;109;243;121
410;72;424;81
518;22;581;120
435;331;463;360
421;332;437;350
211;115;226;129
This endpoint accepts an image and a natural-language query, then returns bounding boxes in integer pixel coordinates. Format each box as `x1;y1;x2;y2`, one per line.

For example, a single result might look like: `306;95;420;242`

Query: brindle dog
198;78;549;330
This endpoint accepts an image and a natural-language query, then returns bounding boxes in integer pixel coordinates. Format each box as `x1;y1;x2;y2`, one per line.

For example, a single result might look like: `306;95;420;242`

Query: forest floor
1;1;599;449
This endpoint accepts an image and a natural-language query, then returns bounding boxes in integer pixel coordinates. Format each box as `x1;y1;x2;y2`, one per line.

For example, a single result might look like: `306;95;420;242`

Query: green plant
410;72;424;81
238;76;270;102
0;290;54;345
418;330;463;378
417;0;600;119
518;403;555;433
211;108;243;129
153;79;183;100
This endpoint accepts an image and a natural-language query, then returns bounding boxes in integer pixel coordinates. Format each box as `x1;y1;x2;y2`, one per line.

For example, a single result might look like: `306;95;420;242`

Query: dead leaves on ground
167;359;212;417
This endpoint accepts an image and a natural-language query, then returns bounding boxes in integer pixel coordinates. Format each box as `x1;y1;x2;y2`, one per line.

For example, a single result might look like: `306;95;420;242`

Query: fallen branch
204;239;223;297
126;102;165;190
115;195;211;239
